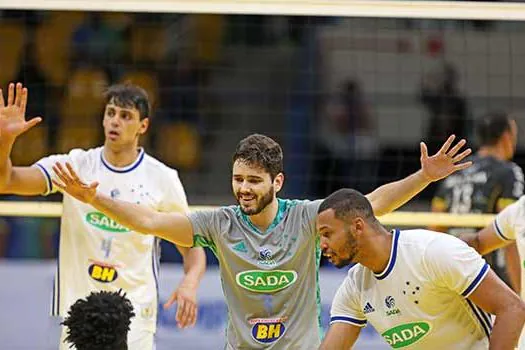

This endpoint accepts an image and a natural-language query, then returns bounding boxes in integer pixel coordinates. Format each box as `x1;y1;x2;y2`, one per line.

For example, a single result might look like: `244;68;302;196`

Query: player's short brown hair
233;134;284;180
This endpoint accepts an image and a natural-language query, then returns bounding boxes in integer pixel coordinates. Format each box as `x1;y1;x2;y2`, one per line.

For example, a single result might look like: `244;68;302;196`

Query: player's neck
359;228;394;274
477;147;506;161
247;198;279;232
103;143;141;168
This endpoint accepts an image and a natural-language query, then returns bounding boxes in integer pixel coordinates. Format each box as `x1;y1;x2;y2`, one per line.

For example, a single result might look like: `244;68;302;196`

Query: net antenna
4;0;525;20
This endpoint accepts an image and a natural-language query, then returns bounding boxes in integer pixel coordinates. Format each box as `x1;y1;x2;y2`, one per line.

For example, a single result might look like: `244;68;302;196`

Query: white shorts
60;325;155;350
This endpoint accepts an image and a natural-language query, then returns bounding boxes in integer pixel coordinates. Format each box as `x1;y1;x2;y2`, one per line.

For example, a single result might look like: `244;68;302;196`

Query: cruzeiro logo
259;248;272;260
236;270;297;293
86;212;130;233
385;296;395;308
382;322;431;348
385;296;400;316
258;248;277;266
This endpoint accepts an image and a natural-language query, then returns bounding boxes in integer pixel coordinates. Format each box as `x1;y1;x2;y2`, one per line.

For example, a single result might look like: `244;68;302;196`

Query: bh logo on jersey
88;263;118;283
381;322;431;348
86;212;130;233
250;317;287;344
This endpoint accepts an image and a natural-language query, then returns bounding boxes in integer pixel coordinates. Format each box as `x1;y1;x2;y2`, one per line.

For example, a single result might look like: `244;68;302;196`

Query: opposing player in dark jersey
430;112;524;291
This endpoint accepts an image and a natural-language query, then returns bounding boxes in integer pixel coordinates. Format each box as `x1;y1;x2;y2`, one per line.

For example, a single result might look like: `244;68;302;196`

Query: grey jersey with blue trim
189;199;323;349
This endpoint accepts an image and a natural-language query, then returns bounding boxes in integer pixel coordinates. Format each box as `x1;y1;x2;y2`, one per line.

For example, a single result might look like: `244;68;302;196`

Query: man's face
232;160;278;215
102;101;148;148
317;209;358;268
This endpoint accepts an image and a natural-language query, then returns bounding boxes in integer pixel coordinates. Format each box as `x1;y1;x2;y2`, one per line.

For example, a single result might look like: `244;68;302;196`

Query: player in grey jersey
51;133;472;349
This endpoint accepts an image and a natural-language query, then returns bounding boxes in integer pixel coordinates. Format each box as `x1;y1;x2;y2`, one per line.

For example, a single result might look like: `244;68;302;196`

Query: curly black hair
61;289;135;350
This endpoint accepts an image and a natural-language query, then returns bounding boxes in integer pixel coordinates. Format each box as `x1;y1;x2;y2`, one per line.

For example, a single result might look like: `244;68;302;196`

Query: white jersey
493;196;525;349
331;229;491;349
35;147;189;335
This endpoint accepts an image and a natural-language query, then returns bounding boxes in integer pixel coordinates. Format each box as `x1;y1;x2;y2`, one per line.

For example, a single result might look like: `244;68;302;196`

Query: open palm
420;135;472;182
0;82;42;141
52;162;99;204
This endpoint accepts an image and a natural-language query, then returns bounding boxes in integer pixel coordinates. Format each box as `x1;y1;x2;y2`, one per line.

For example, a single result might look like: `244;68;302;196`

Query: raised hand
420;135;472;182
0;82;42;141
52;162;99;204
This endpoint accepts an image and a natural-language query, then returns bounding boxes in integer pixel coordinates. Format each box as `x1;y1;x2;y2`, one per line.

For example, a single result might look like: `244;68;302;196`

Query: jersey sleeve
330;267;367;327
188;209;222;249
302;199;323;237
424;234;490;298
493;199;522;241
497;164;524;208
159;169;190;214
32;149;83;195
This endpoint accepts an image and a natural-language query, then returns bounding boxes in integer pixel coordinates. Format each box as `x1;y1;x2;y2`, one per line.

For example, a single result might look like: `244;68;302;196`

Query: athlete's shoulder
397;229;447;252
66;147;102;166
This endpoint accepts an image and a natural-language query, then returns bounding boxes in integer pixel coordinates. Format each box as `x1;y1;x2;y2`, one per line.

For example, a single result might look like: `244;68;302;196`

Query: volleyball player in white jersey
0;83;206;350
461;196;525;348
317;189;525;350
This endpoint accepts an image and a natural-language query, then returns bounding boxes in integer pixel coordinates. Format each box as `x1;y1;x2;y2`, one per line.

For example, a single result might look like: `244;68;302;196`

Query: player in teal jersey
51;133;471;349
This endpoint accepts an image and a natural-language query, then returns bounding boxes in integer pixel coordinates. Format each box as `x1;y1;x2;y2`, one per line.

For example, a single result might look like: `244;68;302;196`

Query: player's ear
138;117;149;135
273;172;284;193
353;217;365;236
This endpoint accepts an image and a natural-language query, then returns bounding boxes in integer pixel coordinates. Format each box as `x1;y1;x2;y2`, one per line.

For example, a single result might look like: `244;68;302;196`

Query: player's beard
332;234;358;269
237;187;274;216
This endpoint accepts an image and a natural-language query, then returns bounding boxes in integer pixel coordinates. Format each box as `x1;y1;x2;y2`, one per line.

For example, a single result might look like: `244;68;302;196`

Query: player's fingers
66;162;82;183
438;134;455;155
452;148;472;163
420;142;428;159
175;298;185;324
181;299;195;328
53;163;72;185
14;83;22;107
164;292;177;309
7;83;14;106
0;88;5;108
446;139;466;157
189;303;197;327
23;117;42;132
51;179;66;191
454;161;473;172
20;88;28;115
89;181;99;190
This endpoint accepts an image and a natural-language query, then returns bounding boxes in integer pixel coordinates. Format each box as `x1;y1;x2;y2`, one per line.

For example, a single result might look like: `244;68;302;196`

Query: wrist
418;169;434;184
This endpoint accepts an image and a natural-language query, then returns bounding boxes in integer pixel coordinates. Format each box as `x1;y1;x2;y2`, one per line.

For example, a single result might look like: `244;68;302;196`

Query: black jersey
434;154;523;215
433;154;524;285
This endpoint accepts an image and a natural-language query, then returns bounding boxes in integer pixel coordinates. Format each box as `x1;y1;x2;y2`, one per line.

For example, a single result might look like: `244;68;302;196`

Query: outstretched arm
366;135;471;216
52;162;194;247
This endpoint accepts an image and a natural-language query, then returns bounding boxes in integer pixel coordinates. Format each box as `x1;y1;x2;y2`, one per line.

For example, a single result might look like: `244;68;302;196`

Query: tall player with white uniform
317;189;525;350
461;196;525;348
0;83;205;349
51;133;478;349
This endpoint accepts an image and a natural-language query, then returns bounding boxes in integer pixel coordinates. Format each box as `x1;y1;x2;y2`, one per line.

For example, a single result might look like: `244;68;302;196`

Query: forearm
91;192;158;234
366;170;430;216
0;139;15;190
180;247;206;287
489;305;525;349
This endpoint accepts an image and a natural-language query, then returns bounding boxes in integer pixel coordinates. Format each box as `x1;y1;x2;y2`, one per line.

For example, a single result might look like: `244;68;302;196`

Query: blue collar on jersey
374;229;400;280
101;147;145;173
238;198;288;234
